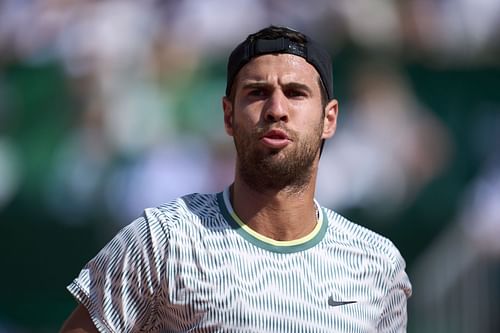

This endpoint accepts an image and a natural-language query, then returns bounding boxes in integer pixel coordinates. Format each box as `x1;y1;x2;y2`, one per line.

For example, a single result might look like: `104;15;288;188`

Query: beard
232;119;323;193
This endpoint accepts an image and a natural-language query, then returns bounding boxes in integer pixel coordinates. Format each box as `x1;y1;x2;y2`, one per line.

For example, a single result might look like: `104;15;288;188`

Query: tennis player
60;25;412;332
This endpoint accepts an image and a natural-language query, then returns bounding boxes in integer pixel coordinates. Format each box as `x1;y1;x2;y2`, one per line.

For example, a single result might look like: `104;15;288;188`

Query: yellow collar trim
222;188;323;247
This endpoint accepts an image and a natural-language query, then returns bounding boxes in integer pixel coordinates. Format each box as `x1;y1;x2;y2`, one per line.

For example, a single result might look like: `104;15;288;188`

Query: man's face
223;53;337;192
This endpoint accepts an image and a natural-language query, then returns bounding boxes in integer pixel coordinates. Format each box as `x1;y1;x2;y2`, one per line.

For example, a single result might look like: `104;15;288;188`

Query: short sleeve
377;248;412;332
67;208;168;333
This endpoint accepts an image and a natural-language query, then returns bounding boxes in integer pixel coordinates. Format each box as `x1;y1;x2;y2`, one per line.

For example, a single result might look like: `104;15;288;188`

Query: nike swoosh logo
328;296;357;307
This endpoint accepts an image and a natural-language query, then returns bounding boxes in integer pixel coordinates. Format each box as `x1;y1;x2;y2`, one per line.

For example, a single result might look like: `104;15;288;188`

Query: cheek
234;111;260;130
297;114;323;131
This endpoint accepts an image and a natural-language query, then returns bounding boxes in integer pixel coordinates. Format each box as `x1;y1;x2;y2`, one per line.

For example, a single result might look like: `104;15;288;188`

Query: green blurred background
1;1;499;332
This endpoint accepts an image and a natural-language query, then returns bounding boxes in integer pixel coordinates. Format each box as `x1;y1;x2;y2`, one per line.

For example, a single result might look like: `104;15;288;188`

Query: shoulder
322;207;406;272
140;192;221;232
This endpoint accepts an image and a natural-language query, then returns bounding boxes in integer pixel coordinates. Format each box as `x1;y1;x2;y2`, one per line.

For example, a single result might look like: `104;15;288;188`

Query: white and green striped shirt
68;188;412;332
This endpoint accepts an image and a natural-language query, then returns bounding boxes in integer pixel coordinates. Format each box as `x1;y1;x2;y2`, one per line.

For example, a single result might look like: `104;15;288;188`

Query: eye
246;88;271;100
248;88;267;97
285;89;307;98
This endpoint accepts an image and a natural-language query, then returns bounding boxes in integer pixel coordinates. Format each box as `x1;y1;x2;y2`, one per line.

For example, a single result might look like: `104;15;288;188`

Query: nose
263;90;289;123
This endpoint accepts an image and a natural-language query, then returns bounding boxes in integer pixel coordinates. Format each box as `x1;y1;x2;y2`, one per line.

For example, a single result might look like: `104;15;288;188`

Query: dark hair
226;25;332;106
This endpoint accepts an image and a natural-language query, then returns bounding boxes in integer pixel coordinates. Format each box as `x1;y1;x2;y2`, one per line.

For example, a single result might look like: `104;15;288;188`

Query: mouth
260;129;291;149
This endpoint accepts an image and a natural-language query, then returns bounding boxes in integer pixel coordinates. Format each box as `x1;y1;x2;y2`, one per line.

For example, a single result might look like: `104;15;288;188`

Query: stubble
232;119;323;194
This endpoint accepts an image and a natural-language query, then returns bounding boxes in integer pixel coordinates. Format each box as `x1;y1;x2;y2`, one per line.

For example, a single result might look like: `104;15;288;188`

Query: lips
260;129;291;149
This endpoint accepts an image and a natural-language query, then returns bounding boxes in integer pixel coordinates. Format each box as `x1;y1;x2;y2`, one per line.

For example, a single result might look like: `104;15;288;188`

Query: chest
161;238;390;332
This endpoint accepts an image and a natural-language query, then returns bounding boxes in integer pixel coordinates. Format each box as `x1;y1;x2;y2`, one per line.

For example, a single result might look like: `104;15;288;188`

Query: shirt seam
376;247;399;327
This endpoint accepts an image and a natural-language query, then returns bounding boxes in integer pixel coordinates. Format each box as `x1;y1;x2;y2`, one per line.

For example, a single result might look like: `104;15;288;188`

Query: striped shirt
68;188;412;332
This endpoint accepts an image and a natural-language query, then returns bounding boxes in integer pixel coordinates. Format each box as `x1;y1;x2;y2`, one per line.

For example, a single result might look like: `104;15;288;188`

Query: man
60;26;412;332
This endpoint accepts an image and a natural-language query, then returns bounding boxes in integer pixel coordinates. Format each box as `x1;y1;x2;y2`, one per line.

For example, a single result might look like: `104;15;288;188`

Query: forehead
235;53;320;86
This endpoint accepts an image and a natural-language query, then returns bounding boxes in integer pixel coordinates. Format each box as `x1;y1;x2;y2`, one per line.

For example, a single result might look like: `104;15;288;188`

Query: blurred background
0;0;499;332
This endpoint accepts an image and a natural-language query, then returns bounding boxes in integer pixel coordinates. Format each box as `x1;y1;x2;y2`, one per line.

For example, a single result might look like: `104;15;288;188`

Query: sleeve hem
67;280;116;333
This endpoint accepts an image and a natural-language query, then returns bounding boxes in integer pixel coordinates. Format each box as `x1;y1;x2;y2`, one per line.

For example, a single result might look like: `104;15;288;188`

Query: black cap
226;34;333;100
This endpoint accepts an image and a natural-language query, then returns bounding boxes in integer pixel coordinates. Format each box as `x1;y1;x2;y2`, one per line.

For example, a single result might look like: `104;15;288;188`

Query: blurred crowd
1;0;499;223
0;0;499;332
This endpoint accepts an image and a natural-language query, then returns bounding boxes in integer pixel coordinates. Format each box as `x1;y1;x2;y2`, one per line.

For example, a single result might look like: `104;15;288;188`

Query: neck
230;174;318;241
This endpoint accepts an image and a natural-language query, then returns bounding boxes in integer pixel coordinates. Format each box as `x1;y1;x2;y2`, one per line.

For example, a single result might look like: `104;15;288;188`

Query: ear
322;99;338;139
222;96;234;136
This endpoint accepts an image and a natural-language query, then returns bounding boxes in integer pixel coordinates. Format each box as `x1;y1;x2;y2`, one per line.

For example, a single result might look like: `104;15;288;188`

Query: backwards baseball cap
225;27;334;100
